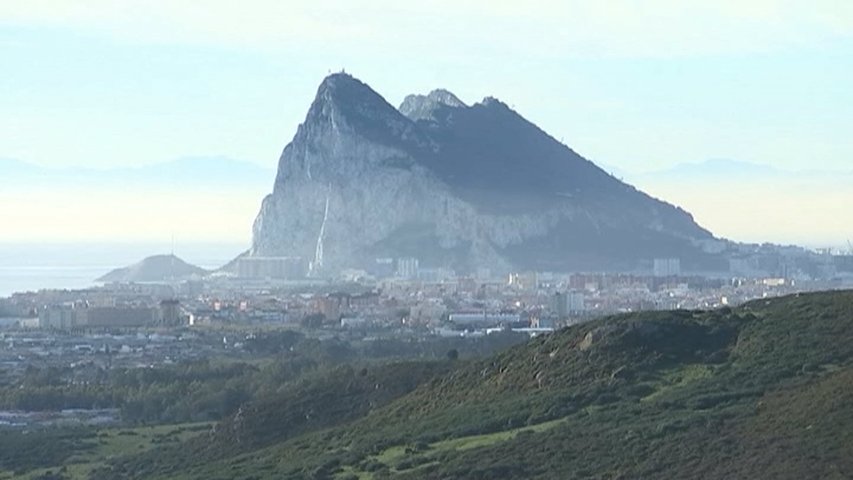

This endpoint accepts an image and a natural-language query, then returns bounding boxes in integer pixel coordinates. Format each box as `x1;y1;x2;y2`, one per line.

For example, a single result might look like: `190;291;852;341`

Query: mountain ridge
0;156;274;186
251;73;723;274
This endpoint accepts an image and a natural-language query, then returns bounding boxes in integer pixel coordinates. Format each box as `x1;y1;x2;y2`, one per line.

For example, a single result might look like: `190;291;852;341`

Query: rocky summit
251;73;724;275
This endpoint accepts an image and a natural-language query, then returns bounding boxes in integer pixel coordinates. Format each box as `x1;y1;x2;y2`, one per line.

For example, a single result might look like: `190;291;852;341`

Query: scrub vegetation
6;291;853;479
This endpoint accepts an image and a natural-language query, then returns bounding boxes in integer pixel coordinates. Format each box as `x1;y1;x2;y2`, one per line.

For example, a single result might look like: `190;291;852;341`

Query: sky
1;1;852;247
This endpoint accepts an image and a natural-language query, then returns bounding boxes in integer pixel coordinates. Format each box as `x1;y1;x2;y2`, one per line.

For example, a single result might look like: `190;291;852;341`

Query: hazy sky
2;1;852;247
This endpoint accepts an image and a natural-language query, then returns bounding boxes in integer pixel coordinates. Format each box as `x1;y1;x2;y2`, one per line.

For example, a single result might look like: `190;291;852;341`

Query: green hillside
94;290;853;479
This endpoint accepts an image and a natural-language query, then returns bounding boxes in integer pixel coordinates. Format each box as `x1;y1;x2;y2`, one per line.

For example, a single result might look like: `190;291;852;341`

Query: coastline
0;242;245;297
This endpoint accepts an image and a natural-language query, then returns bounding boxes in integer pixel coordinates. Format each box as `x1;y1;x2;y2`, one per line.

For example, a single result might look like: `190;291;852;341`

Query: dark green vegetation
0;331;524;425
0;331;525;478
0;423;211;480
11;291;853;479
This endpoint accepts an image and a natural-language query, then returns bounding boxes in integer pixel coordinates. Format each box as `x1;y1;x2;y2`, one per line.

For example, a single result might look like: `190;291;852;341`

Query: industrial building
38;301;183;329
551;291;586;317
653;258;681;277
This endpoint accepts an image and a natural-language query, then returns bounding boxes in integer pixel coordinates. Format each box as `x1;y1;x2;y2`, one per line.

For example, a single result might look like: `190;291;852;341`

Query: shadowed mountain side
251;73;721;274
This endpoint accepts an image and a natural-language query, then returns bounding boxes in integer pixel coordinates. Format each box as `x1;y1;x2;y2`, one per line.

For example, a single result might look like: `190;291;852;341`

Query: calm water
0;242;245;297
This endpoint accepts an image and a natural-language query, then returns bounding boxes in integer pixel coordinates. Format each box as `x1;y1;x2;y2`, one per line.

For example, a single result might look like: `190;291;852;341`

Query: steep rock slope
252;73;721;273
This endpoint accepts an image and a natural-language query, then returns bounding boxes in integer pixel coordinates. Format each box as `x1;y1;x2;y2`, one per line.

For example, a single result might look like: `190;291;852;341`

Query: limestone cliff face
251;73;719;274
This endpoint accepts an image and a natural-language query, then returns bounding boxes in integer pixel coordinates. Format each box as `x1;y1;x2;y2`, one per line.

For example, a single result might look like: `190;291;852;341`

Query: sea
0;242;246;297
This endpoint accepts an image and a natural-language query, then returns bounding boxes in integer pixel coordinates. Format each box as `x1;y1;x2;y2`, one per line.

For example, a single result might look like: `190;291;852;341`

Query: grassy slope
95;290;853;479
0;423;211;480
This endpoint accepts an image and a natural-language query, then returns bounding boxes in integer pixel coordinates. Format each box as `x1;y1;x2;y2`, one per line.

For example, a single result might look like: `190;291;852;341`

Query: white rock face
250;73;718;274
251;126;571;273
399;89;467;122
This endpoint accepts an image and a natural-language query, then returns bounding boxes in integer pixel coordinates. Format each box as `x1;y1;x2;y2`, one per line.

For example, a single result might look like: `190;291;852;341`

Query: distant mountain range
643;158;782;178
627;158;852;183
0;156;275;187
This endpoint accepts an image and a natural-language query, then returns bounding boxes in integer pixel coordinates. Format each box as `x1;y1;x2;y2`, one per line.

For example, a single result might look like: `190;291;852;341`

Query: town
4;249;853;334
2;248;852;389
